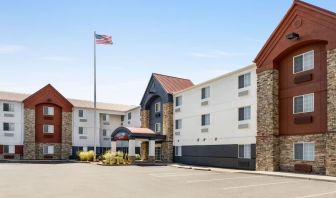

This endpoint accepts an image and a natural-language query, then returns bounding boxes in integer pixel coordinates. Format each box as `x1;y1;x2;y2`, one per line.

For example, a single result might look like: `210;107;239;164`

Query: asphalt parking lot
1;163;336;198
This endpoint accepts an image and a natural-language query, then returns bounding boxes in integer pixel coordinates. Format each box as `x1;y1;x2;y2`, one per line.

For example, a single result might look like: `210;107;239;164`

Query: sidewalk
169;163;336;183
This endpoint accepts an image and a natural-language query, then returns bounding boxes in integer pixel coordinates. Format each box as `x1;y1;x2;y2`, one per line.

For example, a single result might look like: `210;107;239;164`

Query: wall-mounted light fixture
286;32;300;40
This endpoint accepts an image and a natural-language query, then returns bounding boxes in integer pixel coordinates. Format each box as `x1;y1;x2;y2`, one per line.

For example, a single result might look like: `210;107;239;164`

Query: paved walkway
170;164;336;183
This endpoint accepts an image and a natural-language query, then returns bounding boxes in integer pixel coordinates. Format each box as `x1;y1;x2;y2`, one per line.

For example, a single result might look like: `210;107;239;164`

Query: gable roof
69;98;138;112
153;73;194;94
254;0;336;68
0;91;29;102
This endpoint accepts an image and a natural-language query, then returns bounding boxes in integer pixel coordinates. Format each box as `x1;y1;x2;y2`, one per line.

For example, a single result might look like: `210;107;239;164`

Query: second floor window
293;93;314;114
238;72;251;89
201;87;210;99
201;114;210;126
3;123;15;131
155;102;161;112
128;112;132;120
175;96;182;107
175;119;182;130
238;106;251;121
155;123;161;133
3;103;14;112
43;106;54;116
293;50;314;74
43;124;54;134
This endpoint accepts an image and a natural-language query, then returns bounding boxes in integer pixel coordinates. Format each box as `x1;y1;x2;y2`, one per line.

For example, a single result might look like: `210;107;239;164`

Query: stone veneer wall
140;142;149;160
61;112;72;160
256;69;280;171
326;48;336;176
279;134;326;175
35;143;62;160
161;102;173;162
140;110;149;128
23;109;36;159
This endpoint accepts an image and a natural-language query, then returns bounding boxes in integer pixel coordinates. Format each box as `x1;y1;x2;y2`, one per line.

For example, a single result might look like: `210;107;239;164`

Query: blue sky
1;0;335;105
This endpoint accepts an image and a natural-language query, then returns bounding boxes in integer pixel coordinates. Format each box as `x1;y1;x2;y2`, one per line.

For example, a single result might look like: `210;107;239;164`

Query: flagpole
93;31;97;160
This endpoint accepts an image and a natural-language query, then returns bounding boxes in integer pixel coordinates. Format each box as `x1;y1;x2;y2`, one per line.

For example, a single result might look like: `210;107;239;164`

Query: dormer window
43;106;54;116
293;50;314;74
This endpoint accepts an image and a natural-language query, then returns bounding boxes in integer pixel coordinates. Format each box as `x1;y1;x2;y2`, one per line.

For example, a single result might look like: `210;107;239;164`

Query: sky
0;0;335;105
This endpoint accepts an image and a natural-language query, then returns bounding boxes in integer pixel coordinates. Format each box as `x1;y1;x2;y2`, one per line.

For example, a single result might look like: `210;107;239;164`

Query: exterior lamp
286;32;300;40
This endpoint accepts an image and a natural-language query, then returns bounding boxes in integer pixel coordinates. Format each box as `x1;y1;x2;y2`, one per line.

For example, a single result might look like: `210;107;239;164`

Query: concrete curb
169;164;336;183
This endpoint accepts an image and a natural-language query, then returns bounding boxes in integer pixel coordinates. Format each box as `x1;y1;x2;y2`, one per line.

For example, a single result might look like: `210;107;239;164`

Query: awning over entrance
111;127;165;141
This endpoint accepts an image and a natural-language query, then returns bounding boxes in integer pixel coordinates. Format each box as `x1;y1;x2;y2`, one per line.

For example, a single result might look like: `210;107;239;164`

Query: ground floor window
4;145;15;154
175;146;182;156
155;147;162;161
238;144;251;159
294;142;315;161
43;145;54;155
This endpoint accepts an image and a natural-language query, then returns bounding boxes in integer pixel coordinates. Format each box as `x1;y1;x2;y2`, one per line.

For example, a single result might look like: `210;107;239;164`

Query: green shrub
102;151;116;165
135;154;141;160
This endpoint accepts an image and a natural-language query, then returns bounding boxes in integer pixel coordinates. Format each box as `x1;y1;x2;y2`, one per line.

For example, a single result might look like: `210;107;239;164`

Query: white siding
173;65;257;147
122;107;141;128
0;101;24;145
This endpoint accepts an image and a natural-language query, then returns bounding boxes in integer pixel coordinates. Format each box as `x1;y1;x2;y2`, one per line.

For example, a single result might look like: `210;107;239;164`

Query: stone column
23;108;36;160
141;110;149;128
111;141;117;153
61;112;72;160
326;48;336;176
128;139;136;164
162;102;173;162
148;140;155;162
140;141;148;160
256;69;280;171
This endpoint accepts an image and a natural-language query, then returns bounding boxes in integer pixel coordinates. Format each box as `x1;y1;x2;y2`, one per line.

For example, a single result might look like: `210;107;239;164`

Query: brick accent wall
326;48;336;176
161;103;173;162
279;134;326;175
256;69;280;171
140;110;149;128
23;109;36;159
61;112;72;160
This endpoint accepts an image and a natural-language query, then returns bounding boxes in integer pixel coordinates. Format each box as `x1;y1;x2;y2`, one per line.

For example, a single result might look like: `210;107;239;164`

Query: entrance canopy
111;127;165;141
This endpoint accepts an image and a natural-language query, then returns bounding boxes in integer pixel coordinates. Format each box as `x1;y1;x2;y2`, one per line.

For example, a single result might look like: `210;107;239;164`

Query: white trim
293;50;314;74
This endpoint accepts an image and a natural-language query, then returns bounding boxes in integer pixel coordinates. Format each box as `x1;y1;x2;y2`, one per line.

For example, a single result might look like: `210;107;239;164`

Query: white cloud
189;50;245;58
0;44;26;54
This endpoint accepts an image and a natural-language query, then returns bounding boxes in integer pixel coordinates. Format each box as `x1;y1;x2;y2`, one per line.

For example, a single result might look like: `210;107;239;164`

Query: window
175;119;182;130
128;112;132;120
155;102;161;112
238;144;251;159
294;143;315;161
155;123;161;133
201;114;210;126
293;50;314;74
121;115;125;122
4;145;15;154
78;110;84;118
102;114;109;121
3;123;14;131
155;147;162;161
293;93;314;114
79;127;84;135
175;146;182;156
102;129;107;136
83;146;88;152
175;96;182;107
43;145;54;155
3;103;14;112
238;106;251;121
43;106;54;116
201;86;210;99
43;125;54;133
238;73;251;89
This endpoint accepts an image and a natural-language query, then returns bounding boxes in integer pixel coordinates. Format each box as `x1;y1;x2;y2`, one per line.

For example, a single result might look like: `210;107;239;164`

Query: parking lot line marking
186;175;265;183
221;180;303;190
294;191;336;198
149;172;220;178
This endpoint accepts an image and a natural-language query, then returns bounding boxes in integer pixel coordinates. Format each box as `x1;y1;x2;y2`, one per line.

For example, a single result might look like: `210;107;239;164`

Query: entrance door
155;147;162;161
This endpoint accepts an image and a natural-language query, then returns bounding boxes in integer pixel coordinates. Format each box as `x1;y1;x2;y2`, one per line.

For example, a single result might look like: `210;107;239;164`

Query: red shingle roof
153;73;194;94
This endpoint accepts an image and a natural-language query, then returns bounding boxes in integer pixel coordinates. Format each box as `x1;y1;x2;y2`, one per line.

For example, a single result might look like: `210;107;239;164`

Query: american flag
95;34;113;44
